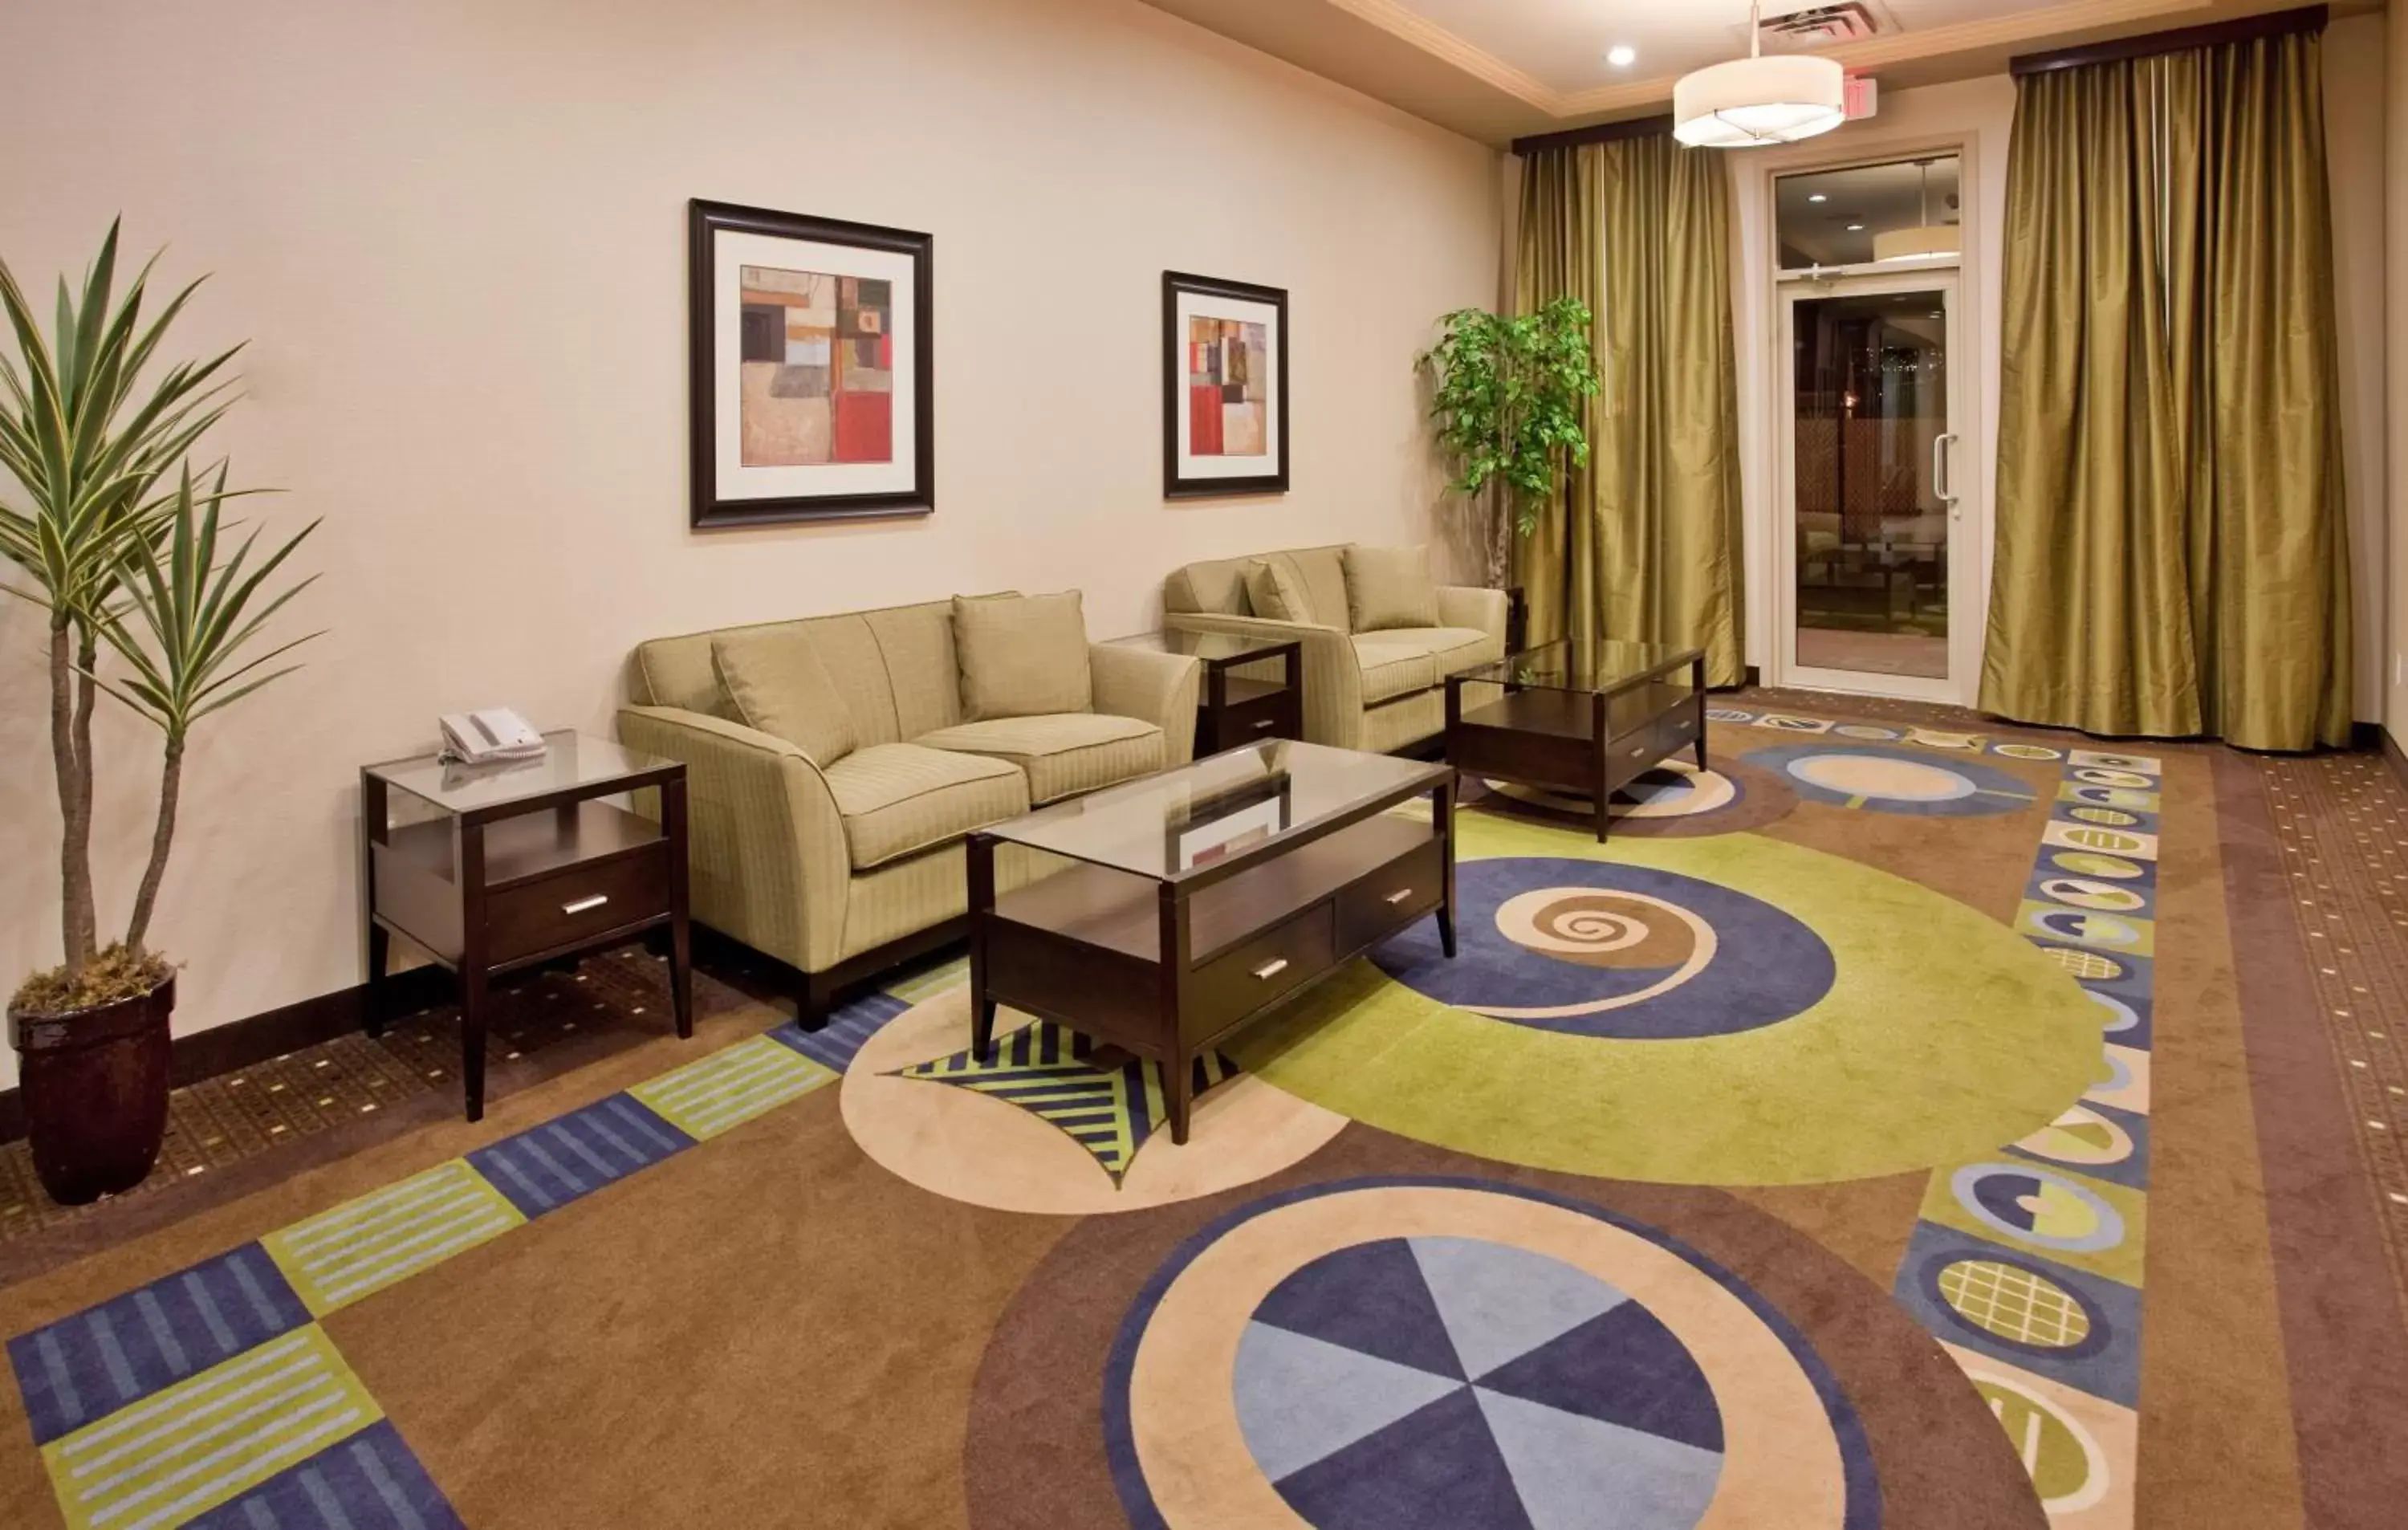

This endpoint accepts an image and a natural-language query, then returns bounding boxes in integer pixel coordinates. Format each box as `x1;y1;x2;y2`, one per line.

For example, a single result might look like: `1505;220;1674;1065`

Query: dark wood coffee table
966;741;1455;1145
1445;638;1706;843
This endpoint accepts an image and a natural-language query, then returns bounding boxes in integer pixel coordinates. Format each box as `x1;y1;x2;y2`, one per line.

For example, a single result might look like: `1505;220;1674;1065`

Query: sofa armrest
1438;585;1509;645
616;706;851;975
1090;644;1203;766
1164;612;1365;749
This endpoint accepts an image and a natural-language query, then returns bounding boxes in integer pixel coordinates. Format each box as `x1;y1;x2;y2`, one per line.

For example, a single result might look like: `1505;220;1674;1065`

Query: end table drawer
488;846;670;965
1336;839;1443;951
1190;905;1335;1040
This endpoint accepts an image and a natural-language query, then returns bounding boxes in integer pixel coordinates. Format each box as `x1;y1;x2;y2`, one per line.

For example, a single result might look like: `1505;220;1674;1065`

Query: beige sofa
1161;543;1507;754
620;596;1200;1025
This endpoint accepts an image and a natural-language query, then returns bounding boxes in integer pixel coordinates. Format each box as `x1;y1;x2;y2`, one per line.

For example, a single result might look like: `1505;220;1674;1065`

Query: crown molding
1324;0;2217;124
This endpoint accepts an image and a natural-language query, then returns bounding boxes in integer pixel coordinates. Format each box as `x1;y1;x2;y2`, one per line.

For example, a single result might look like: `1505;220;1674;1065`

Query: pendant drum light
1673;1;1847;149
1873;159;1960;262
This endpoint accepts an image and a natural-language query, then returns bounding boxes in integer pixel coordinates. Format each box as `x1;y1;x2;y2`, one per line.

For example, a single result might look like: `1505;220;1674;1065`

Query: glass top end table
1446;638;1709;843
1111;631;1306;755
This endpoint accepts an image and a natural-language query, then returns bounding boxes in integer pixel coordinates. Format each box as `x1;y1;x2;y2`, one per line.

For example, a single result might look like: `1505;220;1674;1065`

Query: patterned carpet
2;697;2406;1529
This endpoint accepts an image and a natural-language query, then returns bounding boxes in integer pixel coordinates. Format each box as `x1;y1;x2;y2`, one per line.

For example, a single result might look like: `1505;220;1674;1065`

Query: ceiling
1135;0;2375;145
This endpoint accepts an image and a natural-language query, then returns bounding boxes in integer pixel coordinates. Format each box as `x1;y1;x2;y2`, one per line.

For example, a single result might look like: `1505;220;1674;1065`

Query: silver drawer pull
562;893;610;915
1383;888;1415;905
1252;958;1290;981
1252;718;1276;730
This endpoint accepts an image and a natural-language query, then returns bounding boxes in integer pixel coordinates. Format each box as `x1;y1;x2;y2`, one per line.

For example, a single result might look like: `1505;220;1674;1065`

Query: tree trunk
128;734;184;958
48;616;97;976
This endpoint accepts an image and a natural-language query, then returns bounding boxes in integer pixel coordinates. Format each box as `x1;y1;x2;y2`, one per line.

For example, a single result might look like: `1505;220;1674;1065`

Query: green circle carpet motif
1231;813;2103;1186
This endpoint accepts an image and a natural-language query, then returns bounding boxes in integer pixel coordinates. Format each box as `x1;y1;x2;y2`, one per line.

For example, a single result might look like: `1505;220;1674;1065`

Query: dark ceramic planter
7;975;175;1205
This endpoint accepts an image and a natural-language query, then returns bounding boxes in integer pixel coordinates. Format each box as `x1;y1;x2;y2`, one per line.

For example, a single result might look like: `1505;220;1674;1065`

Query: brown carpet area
2;698;2405;1530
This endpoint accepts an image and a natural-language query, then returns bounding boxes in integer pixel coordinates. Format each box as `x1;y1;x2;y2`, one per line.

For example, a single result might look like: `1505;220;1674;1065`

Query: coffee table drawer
488;845;669;966
1336;838;1442;952
1191;905;1335;1039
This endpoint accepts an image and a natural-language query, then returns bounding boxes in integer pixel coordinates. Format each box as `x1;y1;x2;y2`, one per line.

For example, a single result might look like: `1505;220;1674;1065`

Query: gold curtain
1515;134;1747;687
1981;30;2352;751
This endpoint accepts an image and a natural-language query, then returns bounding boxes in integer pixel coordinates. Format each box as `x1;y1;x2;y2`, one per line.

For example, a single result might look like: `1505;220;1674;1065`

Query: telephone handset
438;708;547;765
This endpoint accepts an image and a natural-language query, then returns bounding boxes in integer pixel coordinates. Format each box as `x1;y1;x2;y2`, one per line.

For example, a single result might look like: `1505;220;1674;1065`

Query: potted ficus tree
1422;295;1601;589
2;223;319;1204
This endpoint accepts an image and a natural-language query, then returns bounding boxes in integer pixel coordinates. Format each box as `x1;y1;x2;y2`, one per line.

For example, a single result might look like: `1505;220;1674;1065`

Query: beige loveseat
1162;544;1507;754
620;596;1200;1025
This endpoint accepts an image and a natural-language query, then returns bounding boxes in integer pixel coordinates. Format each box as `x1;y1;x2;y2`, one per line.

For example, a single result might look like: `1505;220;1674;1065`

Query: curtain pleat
1515;135;1746;687
1981;31;2351;751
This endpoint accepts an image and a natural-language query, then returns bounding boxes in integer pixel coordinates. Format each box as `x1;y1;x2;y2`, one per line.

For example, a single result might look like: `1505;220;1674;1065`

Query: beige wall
2390;1;2408;748
0;0;1502;1080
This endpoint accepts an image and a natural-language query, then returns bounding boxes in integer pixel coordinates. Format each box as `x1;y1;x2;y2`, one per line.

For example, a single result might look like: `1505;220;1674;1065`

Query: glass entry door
1775;273;1968;700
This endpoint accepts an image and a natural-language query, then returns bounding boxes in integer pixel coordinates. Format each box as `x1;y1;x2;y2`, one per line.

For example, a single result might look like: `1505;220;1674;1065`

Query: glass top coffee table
1445;637;1707;843
966;740;1457;1145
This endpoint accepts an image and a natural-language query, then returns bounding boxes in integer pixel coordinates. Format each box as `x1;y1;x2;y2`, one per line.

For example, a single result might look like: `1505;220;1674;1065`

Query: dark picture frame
1162;271;1289;499
688;199;935;529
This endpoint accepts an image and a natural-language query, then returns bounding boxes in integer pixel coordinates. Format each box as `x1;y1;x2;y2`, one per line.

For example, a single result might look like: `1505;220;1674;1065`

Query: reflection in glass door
1783;281;1960;690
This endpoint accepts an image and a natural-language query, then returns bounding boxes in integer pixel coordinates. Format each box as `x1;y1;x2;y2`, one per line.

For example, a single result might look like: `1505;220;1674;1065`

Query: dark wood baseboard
1;966;451;1146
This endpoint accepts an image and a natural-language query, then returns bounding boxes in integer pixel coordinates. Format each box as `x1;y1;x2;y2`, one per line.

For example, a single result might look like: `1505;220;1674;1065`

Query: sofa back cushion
1164;543;1354;629
633;595;979;746
953;592;1094;721
711;628;859;766
1241;560;1315;624
1344;544;1442;633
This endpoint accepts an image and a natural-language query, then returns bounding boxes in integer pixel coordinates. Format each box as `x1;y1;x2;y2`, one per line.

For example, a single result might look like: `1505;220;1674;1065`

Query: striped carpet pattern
9;1247;311;1446
467;1096;694;1221
896;1020;1239;1182
262;1163;525;1317
37;1326;380;1530
626;1036;837;1141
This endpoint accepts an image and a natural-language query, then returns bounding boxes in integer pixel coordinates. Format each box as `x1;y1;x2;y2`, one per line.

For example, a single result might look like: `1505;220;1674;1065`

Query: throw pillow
954;592;1094;721
1343;544;1441;632
1242;559;1315;625
713;627;857;767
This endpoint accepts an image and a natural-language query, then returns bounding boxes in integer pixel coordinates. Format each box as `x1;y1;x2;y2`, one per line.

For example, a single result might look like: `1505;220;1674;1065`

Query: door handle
1934;432;1961;518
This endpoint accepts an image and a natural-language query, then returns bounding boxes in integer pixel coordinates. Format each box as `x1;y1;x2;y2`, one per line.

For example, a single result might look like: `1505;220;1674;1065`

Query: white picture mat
714;229;919;501
1173;288;1281;482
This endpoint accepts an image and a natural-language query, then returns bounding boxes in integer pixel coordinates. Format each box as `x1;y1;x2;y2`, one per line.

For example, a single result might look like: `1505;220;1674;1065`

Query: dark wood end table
360;732;693;1120
1446;638;1707;843
1112;630;1304;756
966;740;1454;1145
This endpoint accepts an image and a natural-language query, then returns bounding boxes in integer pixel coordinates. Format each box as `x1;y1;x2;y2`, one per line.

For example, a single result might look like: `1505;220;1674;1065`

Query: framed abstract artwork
1162;271;1288;498
688;199;934;528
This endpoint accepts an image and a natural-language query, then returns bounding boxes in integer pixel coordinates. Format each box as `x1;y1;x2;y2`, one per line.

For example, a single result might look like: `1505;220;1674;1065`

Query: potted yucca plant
2;223;319;1204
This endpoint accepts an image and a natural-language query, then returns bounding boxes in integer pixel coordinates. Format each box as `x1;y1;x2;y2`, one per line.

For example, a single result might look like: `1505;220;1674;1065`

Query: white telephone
438;708;547;765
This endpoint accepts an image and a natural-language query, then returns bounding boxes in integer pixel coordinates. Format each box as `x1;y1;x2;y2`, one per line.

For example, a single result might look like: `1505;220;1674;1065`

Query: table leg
1435;775;1458;959
459;819;490;1122
1693;656;1709;771
968;832;997;1061
664;776;694;1040
1592;694;1612;844
364;924;391;1039
1165;1052;1194;1145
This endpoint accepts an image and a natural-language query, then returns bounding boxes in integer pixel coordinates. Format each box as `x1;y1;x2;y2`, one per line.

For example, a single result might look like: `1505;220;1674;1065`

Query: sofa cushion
1351;637;1439;706
1288;547;1353;633
954;592;1094;722
823;743;1029;870
1344;545;1442;633
1361;625;1502;678
1241;560;1315;625
916;714;1165;805
710;629;857;766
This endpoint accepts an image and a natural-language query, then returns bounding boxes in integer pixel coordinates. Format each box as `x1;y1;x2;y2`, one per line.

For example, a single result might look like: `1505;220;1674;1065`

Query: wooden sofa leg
798;969;838;1032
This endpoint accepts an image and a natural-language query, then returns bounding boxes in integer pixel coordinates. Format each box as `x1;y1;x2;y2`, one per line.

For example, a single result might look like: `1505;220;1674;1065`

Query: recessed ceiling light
1846;222;1866;231
1808;193;1828;203
1606;44;1637;67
